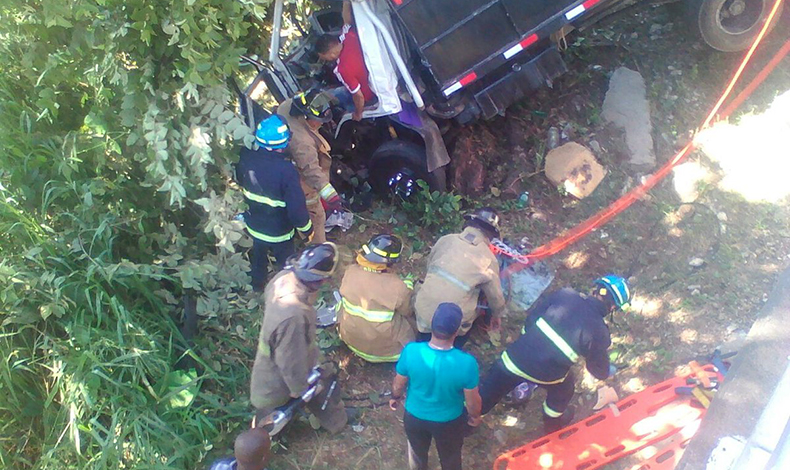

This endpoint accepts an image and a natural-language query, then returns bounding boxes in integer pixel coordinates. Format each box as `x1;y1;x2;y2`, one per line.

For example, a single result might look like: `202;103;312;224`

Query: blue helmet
255;114;291;150
594;275;631;310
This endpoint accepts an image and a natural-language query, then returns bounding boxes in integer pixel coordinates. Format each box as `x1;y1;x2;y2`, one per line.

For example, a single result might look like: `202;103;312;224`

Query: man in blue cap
389;302;482;470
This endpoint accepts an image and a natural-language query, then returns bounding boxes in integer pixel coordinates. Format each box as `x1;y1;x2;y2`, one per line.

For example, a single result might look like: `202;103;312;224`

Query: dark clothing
404;410;466;470
236;147;313;245
250;238;293;290
415;331;469;349
480;358;575;415
505;288;611;384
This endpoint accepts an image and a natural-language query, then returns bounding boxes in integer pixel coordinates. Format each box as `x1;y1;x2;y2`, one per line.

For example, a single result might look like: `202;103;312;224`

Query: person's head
430;302;463;341
315;34;342;62
289;242;339;290
357;234;403;271
592;275;631;314
463;207;501;240
255;114;291;151
289;90;333;125
234;427;271;470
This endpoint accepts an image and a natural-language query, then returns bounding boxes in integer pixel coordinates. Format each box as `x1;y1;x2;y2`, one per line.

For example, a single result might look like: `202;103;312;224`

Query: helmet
463;207;501;238
290;90;333;123
361;234;403;265
291;242;339;283
255;114;291;150
594;275;631;310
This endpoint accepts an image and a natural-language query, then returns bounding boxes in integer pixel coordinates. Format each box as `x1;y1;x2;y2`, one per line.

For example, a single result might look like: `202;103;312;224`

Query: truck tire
686;0;783;52
368;140;446;194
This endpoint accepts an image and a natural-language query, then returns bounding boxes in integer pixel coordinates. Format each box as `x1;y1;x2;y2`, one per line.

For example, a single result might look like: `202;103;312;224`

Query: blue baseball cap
431;303;463;336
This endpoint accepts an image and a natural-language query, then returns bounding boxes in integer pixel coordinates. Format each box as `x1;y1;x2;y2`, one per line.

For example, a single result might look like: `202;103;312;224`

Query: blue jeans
327;86;355;112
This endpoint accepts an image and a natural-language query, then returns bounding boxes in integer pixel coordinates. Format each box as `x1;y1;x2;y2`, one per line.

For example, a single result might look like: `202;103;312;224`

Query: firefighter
478;275;631;434
237;114;314;290
337;234;416;363
249;243;348;433
277;91;344;244
413;207;507;348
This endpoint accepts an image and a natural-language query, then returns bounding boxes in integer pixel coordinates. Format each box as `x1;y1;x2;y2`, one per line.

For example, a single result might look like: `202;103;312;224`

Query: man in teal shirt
389;303;482;470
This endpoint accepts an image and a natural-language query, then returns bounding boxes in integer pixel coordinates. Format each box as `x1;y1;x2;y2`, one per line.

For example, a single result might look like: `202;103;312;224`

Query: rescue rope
501;0;788;279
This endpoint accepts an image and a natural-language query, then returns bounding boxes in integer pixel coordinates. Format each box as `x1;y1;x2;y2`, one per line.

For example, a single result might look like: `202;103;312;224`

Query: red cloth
334;25;375;101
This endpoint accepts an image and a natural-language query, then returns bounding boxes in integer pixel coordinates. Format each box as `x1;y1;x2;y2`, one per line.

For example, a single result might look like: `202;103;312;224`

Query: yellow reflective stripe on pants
296;219;313;233
345;342;400;363
341;297;395;323
500;351;566;385
543;401;564;418
246;226;295;243
535;317;579;363
242;189;286;207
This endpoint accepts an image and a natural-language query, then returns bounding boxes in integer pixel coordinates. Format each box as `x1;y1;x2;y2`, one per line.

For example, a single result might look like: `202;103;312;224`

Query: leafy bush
400;180;464;235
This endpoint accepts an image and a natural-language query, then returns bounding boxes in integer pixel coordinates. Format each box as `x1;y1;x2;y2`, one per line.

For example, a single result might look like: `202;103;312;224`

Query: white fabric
351;1;402;116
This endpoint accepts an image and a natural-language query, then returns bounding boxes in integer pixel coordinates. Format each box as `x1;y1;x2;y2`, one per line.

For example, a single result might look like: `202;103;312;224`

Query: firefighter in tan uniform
337;234;416;362
249;243;347;433
414;208;507;348
277;91;344;243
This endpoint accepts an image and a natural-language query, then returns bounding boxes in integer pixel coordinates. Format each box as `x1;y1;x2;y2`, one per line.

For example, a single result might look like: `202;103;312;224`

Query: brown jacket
414;226;507;335
277;99;332;205
250;269;319;410
337;264;415;362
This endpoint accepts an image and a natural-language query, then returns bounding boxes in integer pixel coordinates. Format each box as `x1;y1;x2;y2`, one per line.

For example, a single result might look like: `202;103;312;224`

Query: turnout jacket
250;270;319;409
337;264;415;362
277;99;333;205
502;288;611;384
414;226;507;335
236;146;312;243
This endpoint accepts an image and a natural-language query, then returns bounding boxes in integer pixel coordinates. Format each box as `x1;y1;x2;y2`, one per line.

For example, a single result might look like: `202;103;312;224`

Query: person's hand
467;415;482;427
325;195;344;214
389;397;402;411
352;110;363;121
489;315;502;332
608;364;617;377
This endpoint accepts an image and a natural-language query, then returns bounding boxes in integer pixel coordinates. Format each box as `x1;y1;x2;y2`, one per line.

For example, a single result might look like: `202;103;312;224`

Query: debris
517;192;530;208
593;386;620;411
602;67;656;171
689;257;706;268
588;139;602;154
494;430;507;445
717;212;728;222
599;230;609;239
490;186;501;197
687;285;702;291
547;127;560;150
545;142;607;199
325;210;354;233
352;424;365;433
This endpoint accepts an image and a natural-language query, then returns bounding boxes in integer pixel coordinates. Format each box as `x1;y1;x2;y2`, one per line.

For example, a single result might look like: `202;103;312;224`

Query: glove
608;364;617;378
324;194;344;214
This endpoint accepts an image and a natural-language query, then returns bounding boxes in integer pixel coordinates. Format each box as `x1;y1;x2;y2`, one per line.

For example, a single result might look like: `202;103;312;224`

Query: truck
237;0;782;198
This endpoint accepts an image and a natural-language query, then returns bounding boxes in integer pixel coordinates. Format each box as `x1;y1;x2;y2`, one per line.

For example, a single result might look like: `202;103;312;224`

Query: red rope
503;0;788;278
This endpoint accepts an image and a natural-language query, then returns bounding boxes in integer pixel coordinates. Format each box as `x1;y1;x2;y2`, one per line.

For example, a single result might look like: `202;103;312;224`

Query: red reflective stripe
459;72;477;86
582;0;602;8
520;34;538;48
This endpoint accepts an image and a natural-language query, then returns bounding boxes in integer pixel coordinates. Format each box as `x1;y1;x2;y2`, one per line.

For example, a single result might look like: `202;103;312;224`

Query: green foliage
0;0;279;467
400;181;463;235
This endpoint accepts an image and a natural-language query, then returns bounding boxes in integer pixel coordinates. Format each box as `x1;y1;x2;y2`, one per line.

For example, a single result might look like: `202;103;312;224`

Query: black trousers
415;331;470;349
404;410;467;470
479;358;575;416
250;238;294;290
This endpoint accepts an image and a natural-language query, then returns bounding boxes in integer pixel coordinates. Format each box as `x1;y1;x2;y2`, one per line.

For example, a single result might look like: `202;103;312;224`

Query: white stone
602;67;656;171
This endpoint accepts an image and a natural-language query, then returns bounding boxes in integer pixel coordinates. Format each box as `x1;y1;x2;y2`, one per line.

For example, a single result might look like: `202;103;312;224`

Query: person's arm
464;387;483;426
389;373;409;410
283;165;313;240
342;0;354;26
480;257;507;330
273;316;314;398
289;136;330;193
351;90;365;121
584;326;612;381
393;281;414;319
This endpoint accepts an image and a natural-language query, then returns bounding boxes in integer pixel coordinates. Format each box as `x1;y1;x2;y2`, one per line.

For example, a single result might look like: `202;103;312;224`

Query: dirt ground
219;4;790;469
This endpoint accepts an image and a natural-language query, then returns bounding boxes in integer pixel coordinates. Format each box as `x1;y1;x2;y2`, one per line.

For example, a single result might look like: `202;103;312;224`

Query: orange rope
504;0;788;277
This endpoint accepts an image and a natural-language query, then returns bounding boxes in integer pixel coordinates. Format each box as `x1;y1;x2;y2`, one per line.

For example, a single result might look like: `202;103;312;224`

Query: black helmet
463;207;501;238
291;242;339;282
361;234;403;265
290;90;333;123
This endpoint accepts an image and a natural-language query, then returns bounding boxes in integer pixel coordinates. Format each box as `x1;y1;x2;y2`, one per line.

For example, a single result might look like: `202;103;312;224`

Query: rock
717;212;728;222
589;140;602;154
602;67;656;171
687;285;702;291
689;257;706;267
494;430;507;445
544;142;607;199
691;289;701;296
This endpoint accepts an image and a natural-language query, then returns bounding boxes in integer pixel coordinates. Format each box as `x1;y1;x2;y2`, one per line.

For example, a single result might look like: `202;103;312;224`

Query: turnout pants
404;411;467;470
306;200;326;244
415;331;470;349
250;238;294;290
479;358;575;416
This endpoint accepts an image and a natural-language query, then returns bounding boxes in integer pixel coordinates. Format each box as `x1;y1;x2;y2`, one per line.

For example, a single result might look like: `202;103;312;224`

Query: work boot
542;406;575;434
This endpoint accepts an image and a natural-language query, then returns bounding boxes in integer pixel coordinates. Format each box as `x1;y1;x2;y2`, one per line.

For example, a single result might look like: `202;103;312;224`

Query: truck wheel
368;140;445;194
686;0;783;52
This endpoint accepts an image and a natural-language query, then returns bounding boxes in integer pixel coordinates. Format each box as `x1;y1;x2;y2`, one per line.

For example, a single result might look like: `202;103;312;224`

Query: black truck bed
388;0;606;94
